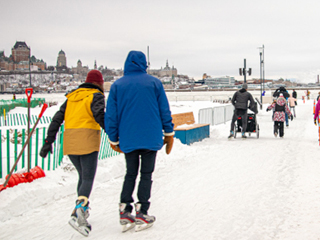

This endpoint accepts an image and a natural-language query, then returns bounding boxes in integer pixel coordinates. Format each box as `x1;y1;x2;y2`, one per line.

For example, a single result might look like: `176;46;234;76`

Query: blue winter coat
104;51;174;153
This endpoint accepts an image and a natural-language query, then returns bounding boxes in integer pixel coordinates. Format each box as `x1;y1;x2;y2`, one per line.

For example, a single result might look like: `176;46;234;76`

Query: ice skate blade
121;222;135;232
68;218;90;237
135;223;153;232
120;218;135;232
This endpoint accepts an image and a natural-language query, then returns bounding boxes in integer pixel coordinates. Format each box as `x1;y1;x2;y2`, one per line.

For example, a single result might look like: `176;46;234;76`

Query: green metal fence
0;113;52;126
0;125;119;180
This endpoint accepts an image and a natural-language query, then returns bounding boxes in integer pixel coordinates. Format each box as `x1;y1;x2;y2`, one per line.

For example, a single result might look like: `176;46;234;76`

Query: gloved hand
315;119;318;126
39;140;52;158
163;135;174;154
110;143;123;153
290;115;293;121
266;108;270;112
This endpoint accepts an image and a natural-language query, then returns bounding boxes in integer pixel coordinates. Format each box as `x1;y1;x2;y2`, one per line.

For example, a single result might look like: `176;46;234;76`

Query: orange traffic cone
314;100;316;115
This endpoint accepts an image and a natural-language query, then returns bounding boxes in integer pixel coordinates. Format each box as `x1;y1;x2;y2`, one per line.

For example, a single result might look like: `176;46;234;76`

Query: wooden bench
172;112;210;145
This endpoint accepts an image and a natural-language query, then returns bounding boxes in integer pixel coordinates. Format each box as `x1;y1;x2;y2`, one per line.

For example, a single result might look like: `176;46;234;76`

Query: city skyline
1;0;320;83
1;42;178;72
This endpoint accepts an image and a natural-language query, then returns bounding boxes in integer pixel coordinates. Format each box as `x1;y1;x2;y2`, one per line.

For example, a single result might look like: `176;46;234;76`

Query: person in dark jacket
39;70;105;237
273;86;289;99
228;83;256;138
292;89;297;105
105;50;174;232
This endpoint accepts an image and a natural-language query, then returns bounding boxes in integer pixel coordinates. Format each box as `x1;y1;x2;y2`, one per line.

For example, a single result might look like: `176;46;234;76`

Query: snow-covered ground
1;91;320;239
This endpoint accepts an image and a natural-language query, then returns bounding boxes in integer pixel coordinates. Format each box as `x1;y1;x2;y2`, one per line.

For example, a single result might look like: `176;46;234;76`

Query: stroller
234;101;259;138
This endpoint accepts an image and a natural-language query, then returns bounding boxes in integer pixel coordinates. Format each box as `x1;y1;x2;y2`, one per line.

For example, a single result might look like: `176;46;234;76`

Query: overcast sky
1;0;320;82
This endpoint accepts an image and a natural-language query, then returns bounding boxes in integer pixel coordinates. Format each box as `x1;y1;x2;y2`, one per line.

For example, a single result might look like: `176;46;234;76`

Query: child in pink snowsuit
267;94;292;137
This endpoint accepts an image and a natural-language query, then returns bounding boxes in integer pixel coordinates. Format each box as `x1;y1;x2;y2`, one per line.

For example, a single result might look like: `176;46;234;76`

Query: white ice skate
134;203;155;232
119;203;135;232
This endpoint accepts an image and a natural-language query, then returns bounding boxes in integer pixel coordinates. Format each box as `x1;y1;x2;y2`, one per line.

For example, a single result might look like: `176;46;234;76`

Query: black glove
40;141;52;158
290;115;293;121
315;119;318;126
266;108;270;112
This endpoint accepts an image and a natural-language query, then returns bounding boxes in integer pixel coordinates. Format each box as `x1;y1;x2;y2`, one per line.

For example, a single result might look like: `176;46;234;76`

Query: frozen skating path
1;99;320;240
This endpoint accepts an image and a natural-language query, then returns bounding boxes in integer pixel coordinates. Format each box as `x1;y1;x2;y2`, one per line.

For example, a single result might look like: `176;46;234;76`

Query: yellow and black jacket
45;83;105;155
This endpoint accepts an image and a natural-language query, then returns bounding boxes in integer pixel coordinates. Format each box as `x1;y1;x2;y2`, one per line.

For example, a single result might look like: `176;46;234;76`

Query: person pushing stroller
228;83;256;139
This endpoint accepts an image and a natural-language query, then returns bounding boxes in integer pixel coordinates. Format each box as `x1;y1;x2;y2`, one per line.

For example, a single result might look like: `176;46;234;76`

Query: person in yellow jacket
39;70;105;237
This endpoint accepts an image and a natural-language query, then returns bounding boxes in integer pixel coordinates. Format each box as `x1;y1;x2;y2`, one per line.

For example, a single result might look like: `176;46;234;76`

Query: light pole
147;46;150;74
239;59;252;83
258;45;265;109
259;50;262;109
262;45;265;92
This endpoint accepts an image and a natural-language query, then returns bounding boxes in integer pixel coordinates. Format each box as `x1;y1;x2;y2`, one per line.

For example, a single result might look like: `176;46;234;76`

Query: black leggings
274;121;284;137
69;151;98;198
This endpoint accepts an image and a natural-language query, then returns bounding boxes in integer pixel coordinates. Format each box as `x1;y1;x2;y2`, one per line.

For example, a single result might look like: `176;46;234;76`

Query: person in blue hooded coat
105;50;174;231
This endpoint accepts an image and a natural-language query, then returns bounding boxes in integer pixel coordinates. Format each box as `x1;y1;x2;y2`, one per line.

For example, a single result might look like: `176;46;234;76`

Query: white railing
198;104;234;125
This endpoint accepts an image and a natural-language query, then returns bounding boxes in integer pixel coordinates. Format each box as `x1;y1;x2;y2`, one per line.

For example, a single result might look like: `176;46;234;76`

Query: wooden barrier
172;112;210;145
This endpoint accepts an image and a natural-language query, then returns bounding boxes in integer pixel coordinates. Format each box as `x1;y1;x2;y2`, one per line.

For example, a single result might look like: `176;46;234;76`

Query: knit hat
242;83;248;89
85;70;104;85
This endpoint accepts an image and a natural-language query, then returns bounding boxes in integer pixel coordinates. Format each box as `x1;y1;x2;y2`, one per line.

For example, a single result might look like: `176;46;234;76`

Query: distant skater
267;93;293;138
273;86;290;126
288;94;297;118
292;89;297;105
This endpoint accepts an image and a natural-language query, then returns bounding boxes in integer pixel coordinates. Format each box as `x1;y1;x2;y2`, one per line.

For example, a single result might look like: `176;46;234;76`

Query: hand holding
315;119;318;126
39;141;52;158
290;115;293;121
266;108;270;112
163;135;174;154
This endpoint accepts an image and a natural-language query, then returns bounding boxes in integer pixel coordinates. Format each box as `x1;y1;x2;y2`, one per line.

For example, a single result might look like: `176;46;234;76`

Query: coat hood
276;96;286;106
239;88;247;93
66;87;100;102
124;51;148;75
279;86;287;92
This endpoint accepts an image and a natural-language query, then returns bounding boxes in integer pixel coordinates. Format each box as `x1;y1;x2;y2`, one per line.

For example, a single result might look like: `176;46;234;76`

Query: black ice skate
134;203;156;232
228;131;234;139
